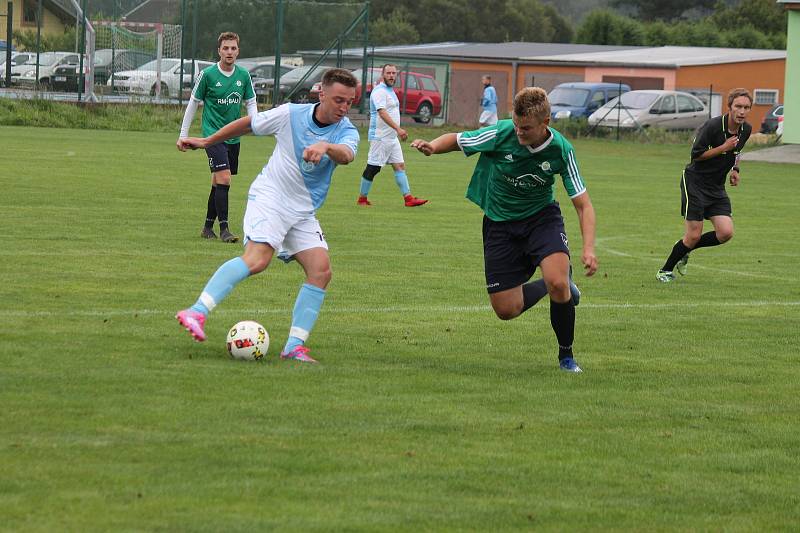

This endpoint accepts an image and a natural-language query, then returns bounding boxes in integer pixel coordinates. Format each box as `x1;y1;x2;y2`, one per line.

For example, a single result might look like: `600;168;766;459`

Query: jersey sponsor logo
503;173;546;188
216;92;242;106
215;81;222;87
504;154;513;161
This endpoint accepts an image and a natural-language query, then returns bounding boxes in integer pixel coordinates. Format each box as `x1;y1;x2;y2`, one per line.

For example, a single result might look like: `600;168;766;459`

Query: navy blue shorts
482;203;570;294
205;142;240;175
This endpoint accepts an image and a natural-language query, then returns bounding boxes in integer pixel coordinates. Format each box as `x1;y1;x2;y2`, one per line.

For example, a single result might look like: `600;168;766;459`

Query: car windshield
93;49;117;65
137;59;179;72
549;88;590;107
23;52;64;66
280;65;324;82
609;92;660;109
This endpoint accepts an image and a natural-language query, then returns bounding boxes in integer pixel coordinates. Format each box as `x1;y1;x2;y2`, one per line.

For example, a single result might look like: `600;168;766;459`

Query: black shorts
205;142;240;175
680;171;731;221
482;203;570;294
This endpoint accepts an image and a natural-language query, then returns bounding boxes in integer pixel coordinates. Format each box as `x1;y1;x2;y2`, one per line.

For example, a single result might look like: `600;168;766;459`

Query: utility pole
272;0;283;107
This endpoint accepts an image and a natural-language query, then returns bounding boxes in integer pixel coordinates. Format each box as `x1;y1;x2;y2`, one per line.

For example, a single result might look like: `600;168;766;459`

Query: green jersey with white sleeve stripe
191;63;256;144
457;120;586;222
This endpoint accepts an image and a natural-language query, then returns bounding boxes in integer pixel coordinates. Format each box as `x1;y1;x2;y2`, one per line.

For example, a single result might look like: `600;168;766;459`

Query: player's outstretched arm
410;133;459;156
302;141;355;165
179;116;254;152
571;192;598;276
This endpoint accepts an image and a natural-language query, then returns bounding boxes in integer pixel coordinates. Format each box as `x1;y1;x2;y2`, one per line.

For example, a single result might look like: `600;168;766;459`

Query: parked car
588;90;707;130
309;67;443;123
760;103;783;133
239;60;295;85
240;61;296;102
1;51;37;87
11;51;81;88
549;82;630;120
253;64;328;104
110;58;213;97
52;49;156;92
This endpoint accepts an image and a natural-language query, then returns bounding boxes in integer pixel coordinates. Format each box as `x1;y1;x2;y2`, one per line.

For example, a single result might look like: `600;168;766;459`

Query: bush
0;98;185;132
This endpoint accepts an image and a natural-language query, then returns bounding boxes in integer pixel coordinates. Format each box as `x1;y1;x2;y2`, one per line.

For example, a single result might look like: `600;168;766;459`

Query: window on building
23;0;37;25
753;89;779;106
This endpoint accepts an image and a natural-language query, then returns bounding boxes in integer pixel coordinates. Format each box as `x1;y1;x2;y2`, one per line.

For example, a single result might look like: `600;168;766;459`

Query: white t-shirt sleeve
372;88;388;111
179;98;200;138
338;123;360;158
245;97;258;118
250;104;290;136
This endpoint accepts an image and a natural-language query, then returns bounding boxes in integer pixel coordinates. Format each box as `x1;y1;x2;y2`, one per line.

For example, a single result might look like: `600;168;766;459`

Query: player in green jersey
178;31;257;243
412;87;598;372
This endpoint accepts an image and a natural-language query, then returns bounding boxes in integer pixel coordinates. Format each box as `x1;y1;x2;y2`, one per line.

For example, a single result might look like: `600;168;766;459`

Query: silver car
588;90;708;130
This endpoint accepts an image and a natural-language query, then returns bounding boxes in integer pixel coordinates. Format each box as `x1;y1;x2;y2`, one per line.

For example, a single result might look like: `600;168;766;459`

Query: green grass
1;125;799;531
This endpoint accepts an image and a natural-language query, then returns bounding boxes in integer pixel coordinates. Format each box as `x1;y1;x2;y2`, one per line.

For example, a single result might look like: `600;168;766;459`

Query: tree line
13;0;787;55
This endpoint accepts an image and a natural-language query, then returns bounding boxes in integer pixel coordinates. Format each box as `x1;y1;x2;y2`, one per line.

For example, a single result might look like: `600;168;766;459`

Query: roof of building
299;42;641;62
122;0;180;23
46;0;78;24
300;42;785;68
520;46;786;68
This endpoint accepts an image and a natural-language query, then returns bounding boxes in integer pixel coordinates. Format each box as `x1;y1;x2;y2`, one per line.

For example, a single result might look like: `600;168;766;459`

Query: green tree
710;0;786;36
370;7;420;46
642;21;672;46
543;3;575;43
13;28;77;52
722;24;773;49
610;0;717;21
575;9;644;45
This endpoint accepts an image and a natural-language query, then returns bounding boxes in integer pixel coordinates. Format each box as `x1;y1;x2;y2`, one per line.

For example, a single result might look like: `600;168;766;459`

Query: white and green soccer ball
226;321;269;361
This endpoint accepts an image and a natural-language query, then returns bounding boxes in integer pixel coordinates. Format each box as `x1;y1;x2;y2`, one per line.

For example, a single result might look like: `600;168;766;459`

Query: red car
310;67;442;123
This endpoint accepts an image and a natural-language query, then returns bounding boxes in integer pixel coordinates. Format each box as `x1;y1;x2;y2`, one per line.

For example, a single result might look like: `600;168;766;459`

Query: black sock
661;239;692;272
692;231;721;250
215;184;230;231
550;300;575;360
521;279;548;313
204;186;217;229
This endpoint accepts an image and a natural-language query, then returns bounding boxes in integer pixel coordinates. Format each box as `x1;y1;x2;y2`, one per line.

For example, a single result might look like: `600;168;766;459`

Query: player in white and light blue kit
357;63;427;207
176;69;360;363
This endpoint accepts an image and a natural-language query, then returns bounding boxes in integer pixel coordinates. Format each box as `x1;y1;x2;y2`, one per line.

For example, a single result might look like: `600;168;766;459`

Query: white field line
596;241;796;282
1;301;799;319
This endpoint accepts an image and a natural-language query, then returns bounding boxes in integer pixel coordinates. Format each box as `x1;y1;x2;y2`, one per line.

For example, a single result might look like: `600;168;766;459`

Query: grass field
1;124;799;531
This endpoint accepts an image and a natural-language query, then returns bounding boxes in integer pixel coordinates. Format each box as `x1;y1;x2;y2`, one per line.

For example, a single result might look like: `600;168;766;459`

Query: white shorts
479;110;498;125
242;199;327;258
367;138;404;166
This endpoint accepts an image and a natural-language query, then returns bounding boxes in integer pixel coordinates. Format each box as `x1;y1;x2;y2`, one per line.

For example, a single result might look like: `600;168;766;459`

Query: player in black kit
657;88;753;283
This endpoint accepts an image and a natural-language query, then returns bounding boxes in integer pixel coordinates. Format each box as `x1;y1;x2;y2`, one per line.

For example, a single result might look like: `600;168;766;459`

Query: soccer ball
226;321;269;361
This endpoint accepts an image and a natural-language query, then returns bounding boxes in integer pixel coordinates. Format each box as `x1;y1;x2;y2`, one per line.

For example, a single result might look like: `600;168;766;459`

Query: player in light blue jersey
176;69;360;363
479;75;498;127
357;63;427;207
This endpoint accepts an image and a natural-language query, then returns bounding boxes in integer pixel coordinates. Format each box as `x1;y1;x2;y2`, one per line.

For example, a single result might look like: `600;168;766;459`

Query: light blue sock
394;170;411;195
282;283;326;353
360;177;373;197
189;257;251;316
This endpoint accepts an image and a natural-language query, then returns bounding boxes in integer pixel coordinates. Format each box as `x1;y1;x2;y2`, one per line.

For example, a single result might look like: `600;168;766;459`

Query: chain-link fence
0;0;453;129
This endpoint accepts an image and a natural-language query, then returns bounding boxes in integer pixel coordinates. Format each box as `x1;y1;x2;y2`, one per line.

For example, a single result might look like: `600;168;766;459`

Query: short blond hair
513;87;550;123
